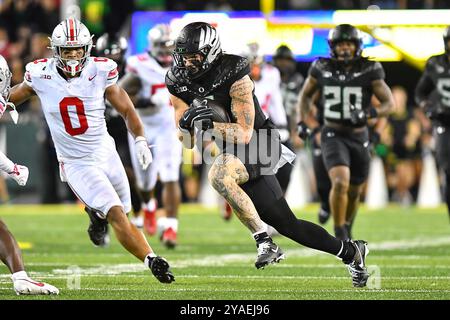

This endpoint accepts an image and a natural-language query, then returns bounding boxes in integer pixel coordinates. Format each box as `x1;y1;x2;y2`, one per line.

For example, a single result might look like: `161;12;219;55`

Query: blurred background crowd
0;0;445;208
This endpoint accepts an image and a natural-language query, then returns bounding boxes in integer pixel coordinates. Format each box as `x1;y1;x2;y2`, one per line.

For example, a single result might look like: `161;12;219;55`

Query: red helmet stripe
69;18;75;41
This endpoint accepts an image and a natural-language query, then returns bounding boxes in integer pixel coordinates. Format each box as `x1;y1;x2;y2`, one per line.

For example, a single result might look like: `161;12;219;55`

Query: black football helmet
328;24;363;59
273;45;295;61
443;26;450;54
173;22;222;79
95;33;128;63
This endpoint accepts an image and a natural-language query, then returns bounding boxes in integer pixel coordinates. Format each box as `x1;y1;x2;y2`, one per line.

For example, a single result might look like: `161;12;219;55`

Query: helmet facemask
328;25;363;64
174;47;211;79
54;44;92;76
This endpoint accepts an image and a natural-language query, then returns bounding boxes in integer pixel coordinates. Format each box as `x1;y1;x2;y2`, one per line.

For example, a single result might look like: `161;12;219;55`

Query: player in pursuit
8;18;174;283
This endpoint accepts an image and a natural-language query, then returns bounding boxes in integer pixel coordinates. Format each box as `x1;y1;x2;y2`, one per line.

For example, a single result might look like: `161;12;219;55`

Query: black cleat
346;240;369;287
150;256;175;283
318;208;331;224
84;207;110;247
255;240;285;269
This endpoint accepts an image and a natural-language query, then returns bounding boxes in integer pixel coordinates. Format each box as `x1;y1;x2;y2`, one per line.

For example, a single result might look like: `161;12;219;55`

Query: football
204;98;231;123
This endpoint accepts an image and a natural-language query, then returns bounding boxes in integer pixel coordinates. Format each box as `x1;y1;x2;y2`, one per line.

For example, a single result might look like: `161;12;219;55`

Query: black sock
338;241;356;264
345;221;353;239
258;198;343;255
334;225;349;241
253;232;271;245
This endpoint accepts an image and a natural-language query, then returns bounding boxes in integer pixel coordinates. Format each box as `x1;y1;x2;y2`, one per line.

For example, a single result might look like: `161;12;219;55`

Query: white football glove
8;164;29;186
135;136;152;170
13;277;59;295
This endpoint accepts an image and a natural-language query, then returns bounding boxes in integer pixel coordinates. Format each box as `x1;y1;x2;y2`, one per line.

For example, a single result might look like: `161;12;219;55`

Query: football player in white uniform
0;54;59;295
8;18;174;283
119;24;182;248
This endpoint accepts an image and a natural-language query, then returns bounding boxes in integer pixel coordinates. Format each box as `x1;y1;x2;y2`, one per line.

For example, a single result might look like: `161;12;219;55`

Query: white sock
165;217;178;232
11;271;28;281
0;151;14;173
144;198;156;212
144;253;157;268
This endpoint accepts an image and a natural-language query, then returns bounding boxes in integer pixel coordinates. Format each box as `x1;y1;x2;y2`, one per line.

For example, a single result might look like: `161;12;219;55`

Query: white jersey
24;57;119;162
125;52;181;189
254;64;287;128
125;52;173;120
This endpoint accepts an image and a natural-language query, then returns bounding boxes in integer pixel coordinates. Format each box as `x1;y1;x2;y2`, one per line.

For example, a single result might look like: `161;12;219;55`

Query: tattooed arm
170;93;195;149
213;75;255;144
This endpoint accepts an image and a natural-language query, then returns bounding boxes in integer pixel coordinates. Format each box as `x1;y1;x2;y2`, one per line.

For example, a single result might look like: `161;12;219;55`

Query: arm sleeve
103;59;119;88
369;62;385;81
23;62;34;88
308;60;322;79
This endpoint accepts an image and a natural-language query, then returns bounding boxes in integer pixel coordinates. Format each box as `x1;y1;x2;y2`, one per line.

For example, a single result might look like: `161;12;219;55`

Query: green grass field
0;203;449;300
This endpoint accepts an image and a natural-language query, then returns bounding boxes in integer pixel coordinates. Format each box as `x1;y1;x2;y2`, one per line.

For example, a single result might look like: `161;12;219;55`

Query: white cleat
13;278;59;295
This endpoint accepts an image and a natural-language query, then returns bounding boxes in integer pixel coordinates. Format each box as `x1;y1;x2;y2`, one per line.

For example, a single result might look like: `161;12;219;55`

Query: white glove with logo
135;136;152;170
8;164;29;186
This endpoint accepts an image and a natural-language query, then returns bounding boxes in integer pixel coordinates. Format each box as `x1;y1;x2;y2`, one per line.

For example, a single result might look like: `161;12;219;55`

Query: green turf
0;204;449;300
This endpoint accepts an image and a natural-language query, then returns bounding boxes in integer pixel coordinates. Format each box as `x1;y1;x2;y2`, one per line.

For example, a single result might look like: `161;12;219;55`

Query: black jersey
415;54;450;126
165;53;268;130
309;57;385;128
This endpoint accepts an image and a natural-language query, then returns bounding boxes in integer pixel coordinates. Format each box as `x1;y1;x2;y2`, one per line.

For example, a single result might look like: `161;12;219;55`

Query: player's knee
107;206;128;227
348;188;361;201
331;177;349;194
208;163;231;193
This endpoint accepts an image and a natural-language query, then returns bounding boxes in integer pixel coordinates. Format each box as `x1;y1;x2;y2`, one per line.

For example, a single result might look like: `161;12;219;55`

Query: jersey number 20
59;97;89;136
324;86;362;120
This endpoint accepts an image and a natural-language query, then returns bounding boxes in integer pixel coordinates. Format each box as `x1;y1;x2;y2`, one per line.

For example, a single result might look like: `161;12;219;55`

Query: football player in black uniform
167;22;370;287
415;26;450;221
298;24;394;241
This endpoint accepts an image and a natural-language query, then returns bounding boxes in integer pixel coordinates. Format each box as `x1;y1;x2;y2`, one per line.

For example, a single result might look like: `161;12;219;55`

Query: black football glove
297;121;312;140
349;105;378;126
179;99;214;132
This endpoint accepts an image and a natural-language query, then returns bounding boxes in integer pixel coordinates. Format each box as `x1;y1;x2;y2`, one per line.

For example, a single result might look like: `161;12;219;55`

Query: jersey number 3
59;97;89;136
324;86;362;120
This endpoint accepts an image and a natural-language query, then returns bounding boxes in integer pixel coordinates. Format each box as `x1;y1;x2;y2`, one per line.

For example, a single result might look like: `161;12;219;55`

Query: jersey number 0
59;97;89;136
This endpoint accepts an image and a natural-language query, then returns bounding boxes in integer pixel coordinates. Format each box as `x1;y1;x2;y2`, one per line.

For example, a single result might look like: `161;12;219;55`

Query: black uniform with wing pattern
166;53;267;129
311;57;385;128
166;53;282;181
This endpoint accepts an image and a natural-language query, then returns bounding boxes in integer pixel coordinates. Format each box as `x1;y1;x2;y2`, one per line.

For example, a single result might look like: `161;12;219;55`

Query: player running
8;18;174;284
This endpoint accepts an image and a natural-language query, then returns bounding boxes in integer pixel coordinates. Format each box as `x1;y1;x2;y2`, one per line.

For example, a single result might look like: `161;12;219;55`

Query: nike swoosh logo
271;246;279;253
23;279;45;287
88;75;97;81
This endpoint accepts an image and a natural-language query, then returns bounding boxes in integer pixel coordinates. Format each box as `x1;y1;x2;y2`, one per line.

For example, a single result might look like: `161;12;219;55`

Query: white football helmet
0;55;12;100
147;24;174;67
241;42;264;65
50;18;93;76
